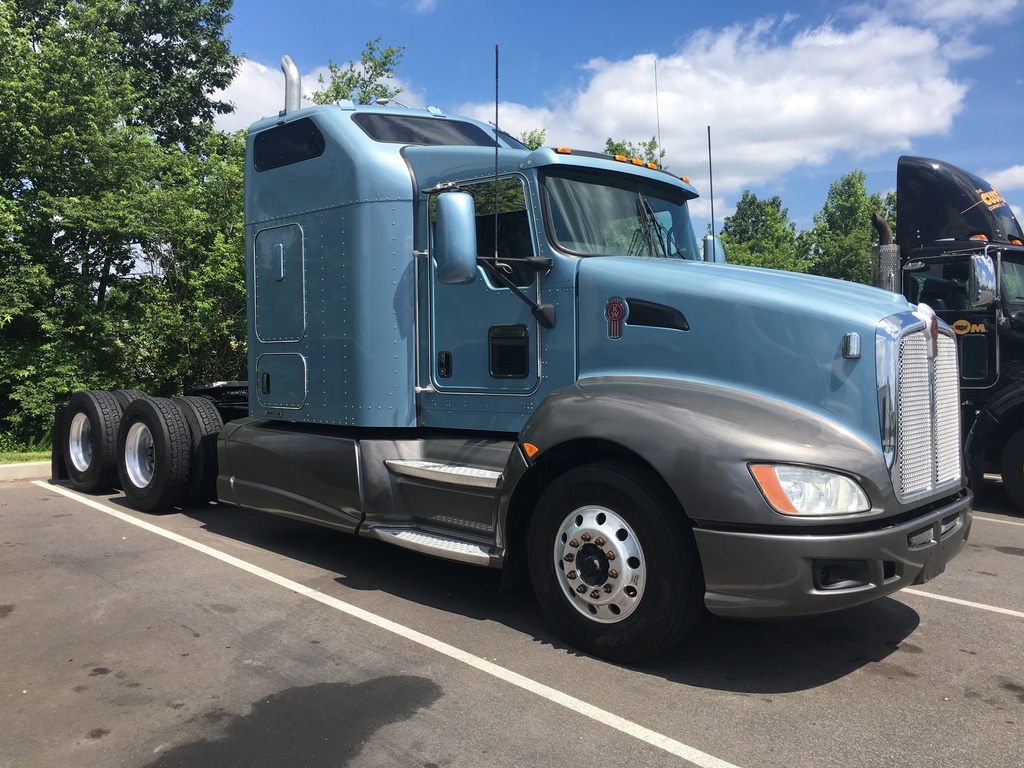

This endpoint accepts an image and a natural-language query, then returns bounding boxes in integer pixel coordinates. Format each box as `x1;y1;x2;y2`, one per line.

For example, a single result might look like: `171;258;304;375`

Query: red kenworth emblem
606;298;625;339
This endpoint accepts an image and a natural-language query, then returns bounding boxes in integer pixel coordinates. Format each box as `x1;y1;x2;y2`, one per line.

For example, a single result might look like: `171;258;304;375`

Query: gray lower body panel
694;490;973;618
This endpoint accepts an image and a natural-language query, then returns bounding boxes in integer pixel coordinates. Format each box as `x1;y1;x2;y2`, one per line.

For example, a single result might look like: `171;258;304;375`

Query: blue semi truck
56;57;972;662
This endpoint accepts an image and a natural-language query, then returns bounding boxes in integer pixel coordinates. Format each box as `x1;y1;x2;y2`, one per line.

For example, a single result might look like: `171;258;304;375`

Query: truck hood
576;257;913;446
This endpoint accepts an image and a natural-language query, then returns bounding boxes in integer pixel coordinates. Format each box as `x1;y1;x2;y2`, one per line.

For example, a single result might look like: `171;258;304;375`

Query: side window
489;325;529;378
253;118;325;171
469;178;536;287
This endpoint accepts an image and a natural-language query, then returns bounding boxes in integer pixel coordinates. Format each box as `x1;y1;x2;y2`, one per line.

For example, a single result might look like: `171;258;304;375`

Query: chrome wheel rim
124;421;155;489
553;505;646;623
68;412;93;473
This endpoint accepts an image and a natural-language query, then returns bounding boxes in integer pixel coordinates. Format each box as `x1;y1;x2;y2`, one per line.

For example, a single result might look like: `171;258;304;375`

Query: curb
0;462;52;482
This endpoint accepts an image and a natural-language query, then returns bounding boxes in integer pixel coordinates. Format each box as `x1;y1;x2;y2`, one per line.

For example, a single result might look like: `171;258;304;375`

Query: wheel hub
68;412;93;473
554;505;645;624
124;421;156;489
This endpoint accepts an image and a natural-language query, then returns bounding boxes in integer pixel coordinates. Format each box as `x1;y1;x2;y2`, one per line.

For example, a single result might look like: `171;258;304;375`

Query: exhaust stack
281;55;300;115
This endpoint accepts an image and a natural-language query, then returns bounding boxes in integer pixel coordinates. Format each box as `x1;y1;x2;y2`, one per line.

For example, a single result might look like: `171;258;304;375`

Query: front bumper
694;490;972;618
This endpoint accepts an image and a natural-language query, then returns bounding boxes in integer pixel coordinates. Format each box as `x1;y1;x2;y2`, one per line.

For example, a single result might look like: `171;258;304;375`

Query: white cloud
984;165;1024;192
458;16;969;204
884;0;1020;29
215;58;426;133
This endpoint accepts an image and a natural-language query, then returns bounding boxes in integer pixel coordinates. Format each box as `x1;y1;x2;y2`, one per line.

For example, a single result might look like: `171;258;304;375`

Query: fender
965;379;1024;474
514;376;900;530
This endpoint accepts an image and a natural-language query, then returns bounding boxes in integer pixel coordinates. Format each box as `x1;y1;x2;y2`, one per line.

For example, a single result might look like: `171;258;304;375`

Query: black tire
116;396;192;513
1000;429;1024;510
111;389;149;409
172;396;224;505
63;390;123;493
527;462;704;663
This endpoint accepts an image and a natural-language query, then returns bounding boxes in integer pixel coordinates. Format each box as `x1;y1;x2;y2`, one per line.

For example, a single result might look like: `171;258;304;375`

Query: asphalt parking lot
1;474;1022;768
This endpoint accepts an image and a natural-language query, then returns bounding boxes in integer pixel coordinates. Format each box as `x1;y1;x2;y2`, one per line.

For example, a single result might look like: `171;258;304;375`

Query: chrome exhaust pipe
281;55;300;114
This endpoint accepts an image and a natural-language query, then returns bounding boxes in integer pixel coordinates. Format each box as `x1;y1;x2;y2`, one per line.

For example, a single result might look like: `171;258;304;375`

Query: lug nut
594;536;606;546
590;590;601;599
605;551;616;560
608;569;618;579
564;552;575;562
576;585;587;594
581;532;592;542
569;538;580;548
566;570;577;580
603;584;613;593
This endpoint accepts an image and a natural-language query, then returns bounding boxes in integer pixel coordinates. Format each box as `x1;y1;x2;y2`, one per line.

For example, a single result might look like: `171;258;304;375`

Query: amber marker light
555;147;572;154
750;464;798;514
523;442;540;459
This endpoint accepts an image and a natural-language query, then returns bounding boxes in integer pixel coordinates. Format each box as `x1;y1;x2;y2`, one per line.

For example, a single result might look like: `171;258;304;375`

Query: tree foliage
798;170;885;283
310;36;406;106
604;137;666;168
0;0;244;446
720;191;799;271
519;129;546;151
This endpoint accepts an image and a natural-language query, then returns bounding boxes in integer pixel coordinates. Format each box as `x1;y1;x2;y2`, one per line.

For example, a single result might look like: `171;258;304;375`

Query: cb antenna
655;58;662;166
707;125;716;237
494;43;500;262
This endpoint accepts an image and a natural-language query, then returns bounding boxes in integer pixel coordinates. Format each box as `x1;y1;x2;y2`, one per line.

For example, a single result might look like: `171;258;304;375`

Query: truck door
429;177;541;394
907;260;998;389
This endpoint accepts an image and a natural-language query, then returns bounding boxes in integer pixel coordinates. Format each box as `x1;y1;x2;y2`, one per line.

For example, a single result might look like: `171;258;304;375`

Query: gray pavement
1;474;1022;767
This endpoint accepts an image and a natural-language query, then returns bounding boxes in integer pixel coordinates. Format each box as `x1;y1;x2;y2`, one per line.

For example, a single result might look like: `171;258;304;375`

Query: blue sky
220;0;1023;234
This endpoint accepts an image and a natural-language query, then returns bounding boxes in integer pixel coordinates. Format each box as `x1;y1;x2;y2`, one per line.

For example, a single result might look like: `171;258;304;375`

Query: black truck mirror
968;253;997;307
434;192;478;285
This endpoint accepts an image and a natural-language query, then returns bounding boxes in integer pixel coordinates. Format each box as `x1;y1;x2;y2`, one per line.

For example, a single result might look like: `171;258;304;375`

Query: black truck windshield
542;168;700;260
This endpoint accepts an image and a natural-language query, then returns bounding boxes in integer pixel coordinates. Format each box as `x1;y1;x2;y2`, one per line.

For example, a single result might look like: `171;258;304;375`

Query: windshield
541;168;701;260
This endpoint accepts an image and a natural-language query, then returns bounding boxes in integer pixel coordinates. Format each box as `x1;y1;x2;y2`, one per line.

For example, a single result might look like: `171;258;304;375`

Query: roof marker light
555;146;572;155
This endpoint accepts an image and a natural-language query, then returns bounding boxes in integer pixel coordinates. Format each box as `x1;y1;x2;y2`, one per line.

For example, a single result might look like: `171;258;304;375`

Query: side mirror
703;235;726;263
434;192;477;285
968;253;997;307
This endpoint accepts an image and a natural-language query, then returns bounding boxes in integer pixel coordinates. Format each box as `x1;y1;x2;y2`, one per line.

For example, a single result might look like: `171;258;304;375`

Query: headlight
750;464;871;516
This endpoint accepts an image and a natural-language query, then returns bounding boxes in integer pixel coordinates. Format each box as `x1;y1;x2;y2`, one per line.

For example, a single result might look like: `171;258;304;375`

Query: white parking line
901;589;1024;619
36;481;739;768
972;514;1024;528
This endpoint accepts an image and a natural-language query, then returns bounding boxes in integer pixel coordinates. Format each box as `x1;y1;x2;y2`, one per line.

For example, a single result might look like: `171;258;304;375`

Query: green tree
799;170;885;283
519;129;546;150
604;136;666;168
0;0;244;445
719;191;799;271
9;0;238;149
310;36;406;105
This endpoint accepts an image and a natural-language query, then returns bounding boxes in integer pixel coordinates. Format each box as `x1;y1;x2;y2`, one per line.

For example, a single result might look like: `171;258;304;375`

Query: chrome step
384;459;502;490
373;527;491;566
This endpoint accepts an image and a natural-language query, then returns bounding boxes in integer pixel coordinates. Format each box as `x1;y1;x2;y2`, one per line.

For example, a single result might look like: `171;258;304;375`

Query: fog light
814;559;870;590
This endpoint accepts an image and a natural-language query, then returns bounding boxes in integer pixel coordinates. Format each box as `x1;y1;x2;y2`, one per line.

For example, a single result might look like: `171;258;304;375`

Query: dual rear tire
61;390;222;512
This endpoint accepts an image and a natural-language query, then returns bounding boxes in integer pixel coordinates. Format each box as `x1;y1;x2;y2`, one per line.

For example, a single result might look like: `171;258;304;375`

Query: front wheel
527;462;704;663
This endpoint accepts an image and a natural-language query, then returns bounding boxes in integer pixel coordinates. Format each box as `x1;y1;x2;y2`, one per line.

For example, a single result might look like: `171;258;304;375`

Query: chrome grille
895;328;962;501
